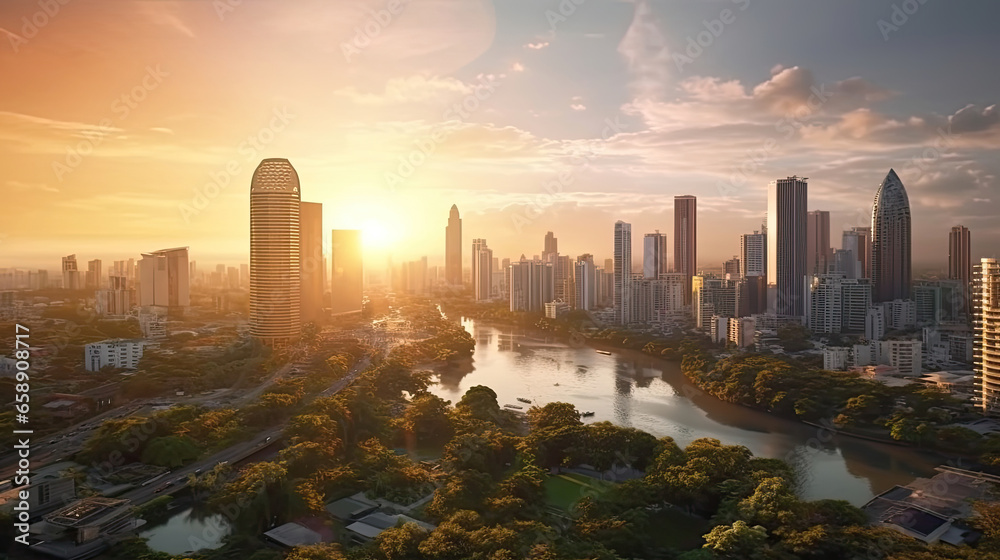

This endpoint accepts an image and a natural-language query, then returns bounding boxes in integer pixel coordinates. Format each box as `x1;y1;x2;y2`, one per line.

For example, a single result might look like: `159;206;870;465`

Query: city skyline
3;1;1000;271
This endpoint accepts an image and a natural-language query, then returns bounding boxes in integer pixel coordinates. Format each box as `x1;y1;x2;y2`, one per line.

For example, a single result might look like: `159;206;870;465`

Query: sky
1;0;998;274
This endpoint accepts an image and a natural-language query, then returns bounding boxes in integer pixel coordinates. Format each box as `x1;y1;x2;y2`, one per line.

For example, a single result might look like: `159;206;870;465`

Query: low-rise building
823;347;851;371
863;467;998;545
345;512;435;544
84;339;145;372
544;301;570;319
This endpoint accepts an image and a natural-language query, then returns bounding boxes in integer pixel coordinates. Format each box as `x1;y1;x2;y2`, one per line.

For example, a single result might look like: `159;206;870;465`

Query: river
429;318;943;505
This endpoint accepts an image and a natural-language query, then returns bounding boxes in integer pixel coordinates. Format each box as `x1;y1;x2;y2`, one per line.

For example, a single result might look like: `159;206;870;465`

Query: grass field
543;472;616;512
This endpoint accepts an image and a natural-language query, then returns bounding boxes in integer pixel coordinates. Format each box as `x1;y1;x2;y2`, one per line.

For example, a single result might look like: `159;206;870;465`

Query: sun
362;220;397;250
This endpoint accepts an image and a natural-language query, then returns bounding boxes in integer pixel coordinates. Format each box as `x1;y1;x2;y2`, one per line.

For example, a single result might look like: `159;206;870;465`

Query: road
121;354;372;507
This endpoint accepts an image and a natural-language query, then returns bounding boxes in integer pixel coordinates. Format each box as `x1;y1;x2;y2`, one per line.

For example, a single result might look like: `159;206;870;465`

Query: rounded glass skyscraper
870;169;912;303
250;158;301;345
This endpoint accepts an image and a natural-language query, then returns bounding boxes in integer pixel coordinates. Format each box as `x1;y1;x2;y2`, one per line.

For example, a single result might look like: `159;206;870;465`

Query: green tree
702;520;769;559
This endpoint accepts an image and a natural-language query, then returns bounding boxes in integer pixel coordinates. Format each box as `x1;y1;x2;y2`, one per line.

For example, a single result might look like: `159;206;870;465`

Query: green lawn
543;472;615;512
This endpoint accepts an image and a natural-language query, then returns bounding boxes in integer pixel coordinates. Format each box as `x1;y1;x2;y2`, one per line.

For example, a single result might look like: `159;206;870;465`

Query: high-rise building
674;195;697;304
614;221;632;324
445;205;462;286
692;275;736;330
86;259;102;290
866;306;885;341
331;230;363;314
240;263;249;290
806;210;831;275
574;254;596;311
740;230;766;278
871;169;911;303
402;257;429;295
973;258;1000;412
227;267;239;290
472;239;493;301
723;256;741;278
913;279;965;325
830;249;858;279
249;158;301;345
643;232;668;279
543;231;558;261
96;276;135;317
949;225;972;314
138;247;190;314
300;201;325;324
842;227;871;279
62;255;80;290
510;257;554;312
804;274;872;334
767;176;808;316
632;273;686;323
736;276;767;317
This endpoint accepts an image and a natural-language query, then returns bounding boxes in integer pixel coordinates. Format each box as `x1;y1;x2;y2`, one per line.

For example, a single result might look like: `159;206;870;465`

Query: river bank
430;317;946;504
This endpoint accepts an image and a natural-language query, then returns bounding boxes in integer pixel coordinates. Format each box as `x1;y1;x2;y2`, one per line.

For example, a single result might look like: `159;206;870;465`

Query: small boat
580;411;595;417
596;350;612;355
504;404;523;410
554;383;560;386
517;397;531;404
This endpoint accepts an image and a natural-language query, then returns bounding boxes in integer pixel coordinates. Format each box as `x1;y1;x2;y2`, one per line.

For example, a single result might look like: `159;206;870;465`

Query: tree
212;461;292;531
377;522;431;560
403;394;455;445
526;402;582;432
737;477;799;530
140;436;201;468
285;543;348;560
702;520;769;559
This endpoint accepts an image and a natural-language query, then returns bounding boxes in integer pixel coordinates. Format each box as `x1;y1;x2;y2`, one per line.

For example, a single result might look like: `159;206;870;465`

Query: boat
596;350;612;355
517;398;532;404
554;383;560;386
504;404;523;410
581;411;595;417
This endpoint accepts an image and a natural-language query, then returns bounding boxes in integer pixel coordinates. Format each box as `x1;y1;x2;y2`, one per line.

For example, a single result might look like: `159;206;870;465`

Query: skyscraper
472;238;492;301
740;230;766;278
674;195;697;304
870;169;912;303
331;230;363;314
767;176;808;316
300;201;325;324
842;227;870;279
949;225;972;313
614;221;632;324
249;158;301;345
723;257;741;278
643;232;668;279
86;259;102;290
138;247;190;314
973;258;1000;412
445;205;462;286
510;257;554;312
543;231;558;261
806;210;831;275
574;254;596;311
61;255;78;290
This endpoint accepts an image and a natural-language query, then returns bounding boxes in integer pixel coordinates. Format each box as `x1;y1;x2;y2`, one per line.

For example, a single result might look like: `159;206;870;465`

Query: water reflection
138;504;230;555
430;318;943;505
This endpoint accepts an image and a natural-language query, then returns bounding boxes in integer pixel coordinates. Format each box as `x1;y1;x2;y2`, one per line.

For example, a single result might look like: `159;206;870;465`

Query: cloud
571;104;586;111
617;0;670;100
511;62;525;72
7;181;59;194
334;75;474;106
524;41;549;50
